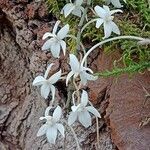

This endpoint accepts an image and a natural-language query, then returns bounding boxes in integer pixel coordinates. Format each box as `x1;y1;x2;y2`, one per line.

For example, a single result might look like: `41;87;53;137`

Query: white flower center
45;116;56;126
77;104;86;112
105;15;114;22
54;35;61;42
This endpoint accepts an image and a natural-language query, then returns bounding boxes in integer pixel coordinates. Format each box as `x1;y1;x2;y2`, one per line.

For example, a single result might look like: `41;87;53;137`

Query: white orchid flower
33;63;61;100
106;0;126;8
94;5;123;39
42;20;69;58
61;0;84;18
66;54;98;86
68;90;101;128
37;106;65;144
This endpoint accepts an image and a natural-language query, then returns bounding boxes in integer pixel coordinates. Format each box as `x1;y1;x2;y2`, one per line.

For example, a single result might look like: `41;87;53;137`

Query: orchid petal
42;32;54;40
44;63;54;79
53;106;62;122
50;42;61;58
71;105;78;112
111;21;120;35
68;111;78;125
57;24;69;39
110;9;123;15
83;72;98;81
50;85;55;101
72;8;82;17
48;70;61;84
56;123;65;137
41;83;50;99
75;0;83;6
37;124;48;137
33;76;46;86
45;106;52;116
96;18;104;28
52;20;61;35
80;72;87;85
46;126;57;144
61;3;75;18
83;67;93;74
86;106;101;118
39;116;46;120
78;111;92;128
103;5;110;12
111;0;122;8
69;54;80;72
66;71;74;86
103;21;112;39
42;38;54;50
60;40;66;55
94;5;106;18
79;6;85;13
81;90;88;107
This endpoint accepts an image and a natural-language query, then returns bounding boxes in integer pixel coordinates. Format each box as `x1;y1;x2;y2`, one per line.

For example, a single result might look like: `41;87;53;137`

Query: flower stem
81;36;147;66
89;101;100;148
73;78;81;104
66;35;86;56
63;120;81;150
65;82;74;108
81;19;97;33
96;117;100;148
76;0;91;53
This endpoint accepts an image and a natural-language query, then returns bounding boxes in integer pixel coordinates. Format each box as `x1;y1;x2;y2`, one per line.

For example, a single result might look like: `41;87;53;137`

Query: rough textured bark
0;1;149;150
0;1;115;150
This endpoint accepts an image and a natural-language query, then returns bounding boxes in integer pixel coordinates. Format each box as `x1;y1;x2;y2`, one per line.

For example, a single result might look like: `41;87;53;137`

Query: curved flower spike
68;90;101;128
66;54;98;86
33;64;61;100
37;106;65;144
42;20;69;58
106;0;126;8
94;5;123;39
61;0;84;18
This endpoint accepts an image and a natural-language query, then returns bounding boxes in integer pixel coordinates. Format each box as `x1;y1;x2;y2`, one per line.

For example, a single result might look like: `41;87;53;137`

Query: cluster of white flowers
33;0;127;146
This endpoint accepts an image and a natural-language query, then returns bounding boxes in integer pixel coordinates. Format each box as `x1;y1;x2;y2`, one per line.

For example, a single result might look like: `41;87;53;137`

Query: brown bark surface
0;1;149;150
0;1;115;150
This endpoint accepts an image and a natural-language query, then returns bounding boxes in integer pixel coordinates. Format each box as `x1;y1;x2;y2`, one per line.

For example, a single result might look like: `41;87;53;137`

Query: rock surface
0;0;149;150
107;73;150;150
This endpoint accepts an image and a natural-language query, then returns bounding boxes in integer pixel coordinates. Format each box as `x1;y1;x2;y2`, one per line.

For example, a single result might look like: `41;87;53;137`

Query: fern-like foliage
96;62;150;77
126;0;150;29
